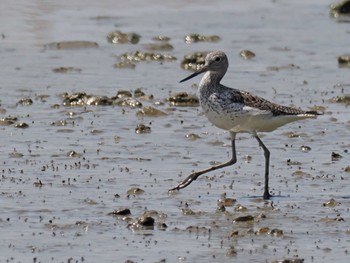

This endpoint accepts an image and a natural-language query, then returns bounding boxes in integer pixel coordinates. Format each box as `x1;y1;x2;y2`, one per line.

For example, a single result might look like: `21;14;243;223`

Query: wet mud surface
1;0;350;262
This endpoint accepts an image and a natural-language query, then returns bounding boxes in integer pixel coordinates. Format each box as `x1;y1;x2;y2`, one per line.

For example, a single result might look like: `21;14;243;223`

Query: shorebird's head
180;51;229;83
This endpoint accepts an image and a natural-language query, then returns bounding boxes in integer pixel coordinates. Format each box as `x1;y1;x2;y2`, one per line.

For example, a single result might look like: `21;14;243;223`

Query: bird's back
199;84;320;133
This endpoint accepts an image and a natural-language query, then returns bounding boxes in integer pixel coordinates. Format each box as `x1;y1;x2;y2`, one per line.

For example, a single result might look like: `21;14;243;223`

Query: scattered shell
239;50;256;59
323;198;339;207
115;97;142;108
287;159;302;165
136;106;167;117
128;215;155;230
127;187;145;195
255;227;269;235
300;145;311;152
234;205;248;212
185;133;200;140
14;123;29;129
152;35;171;41
180;52;207;71
107;30;140;44
344;166;350;172
184;34;220;44
331;95;350;105
67;150;81;158
17;98;33;106
269;228;284;237
135;124;151;134
118;51;176;63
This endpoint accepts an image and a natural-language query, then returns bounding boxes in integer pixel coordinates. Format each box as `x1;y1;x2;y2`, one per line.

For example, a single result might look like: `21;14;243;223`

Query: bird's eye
215;57;221;62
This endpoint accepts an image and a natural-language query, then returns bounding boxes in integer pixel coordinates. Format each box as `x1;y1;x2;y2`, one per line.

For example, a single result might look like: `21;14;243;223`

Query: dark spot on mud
108;208;131;216
234;215;254;222
267;64;300;71
271;258;304;263
145;42;174;51
52;67;82;73
331;151;342;161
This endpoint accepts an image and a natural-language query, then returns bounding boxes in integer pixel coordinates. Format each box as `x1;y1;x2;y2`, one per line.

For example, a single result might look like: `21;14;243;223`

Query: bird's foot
168;173;199;192
263;190;272;200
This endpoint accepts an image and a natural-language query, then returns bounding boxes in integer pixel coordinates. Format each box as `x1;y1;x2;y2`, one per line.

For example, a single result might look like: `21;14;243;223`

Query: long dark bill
179;66;207;83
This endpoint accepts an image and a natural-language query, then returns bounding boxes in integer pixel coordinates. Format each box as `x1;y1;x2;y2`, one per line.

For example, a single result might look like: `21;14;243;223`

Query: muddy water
1;0;350;262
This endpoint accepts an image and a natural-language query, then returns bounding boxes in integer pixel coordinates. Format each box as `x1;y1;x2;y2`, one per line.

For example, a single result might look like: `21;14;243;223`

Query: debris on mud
127;187;145;195
331;95;350;104
184;34;220;44
338;54;350;67
135;124;151;134
61;92;142;108
107;30;140;44
239;50;256;59
330;0;350;19
136;106;167;117
44;41;98;50
180;52;207;71
167;92;199;106
17;98;33;106
108;208;132;216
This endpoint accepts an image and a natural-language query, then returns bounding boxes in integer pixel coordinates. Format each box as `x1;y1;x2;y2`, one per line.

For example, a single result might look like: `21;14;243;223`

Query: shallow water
1;0;350;262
